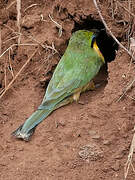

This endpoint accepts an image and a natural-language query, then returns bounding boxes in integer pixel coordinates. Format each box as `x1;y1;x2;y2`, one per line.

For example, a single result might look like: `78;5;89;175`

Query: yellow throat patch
93;41;105;64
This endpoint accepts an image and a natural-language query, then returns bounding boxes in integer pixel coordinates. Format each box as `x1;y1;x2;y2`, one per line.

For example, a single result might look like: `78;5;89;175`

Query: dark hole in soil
72;16;119;87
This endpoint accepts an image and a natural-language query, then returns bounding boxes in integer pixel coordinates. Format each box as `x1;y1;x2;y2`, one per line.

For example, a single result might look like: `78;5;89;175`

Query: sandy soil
0;0;135;179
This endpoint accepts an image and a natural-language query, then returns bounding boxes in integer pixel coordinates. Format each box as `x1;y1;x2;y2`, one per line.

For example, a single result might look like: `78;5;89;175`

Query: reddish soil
0;0;135;179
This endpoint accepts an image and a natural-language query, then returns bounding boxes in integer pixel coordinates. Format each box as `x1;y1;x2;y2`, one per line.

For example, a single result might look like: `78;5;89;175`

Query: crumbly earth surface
0;0;135;179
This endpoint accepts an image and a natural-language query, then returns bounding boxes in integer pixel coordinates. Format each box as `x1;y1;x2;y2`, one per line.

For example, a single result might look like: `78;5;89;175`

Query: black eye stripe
91;34;96;48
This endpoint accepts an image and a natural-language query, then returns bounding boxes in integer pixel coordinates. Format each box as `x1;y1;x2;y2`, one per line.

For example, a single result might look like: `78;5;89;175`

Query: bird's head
91;29;119;63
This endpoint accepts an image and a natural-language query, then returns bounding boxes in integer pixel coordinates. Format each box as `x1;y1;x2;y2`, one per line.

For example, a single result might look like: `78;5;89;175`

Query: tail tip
11;124;35;141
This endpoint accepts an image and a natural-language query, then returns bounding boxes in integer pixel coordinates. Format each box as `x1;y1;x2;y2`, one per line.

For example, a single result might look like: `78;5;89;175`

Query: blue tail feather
12;107;53;141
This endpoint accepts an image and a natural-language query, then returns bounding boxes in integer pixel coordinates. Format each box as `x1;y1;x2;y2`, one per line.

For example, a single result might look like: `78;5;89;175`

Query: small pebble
103;140;111;145
111;161;120;171
89;130;100;139
115;153;124;159
18;147;24;151
10;155;14;160
88;130;96;136
92;135;101;139
48;137;53;141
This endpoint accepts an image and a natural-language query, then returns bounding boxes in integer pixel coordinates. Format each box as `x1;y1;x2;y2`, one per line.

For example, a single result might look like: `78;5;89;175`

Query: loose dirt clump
0;0;135;179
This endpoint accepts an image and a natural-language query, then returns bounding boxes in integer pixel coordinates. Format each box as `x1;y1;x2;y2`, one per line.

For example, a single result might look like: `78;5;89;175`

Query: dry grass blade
0;44;16;58
24;4;39;12
125;94;135;101
4;58;7;90
49;14;62;37
124;126;135;179
130;38;135;55
3;35;19;44
3;24;19;35
93;0;135;61
8;49;14;78
126;37;135;75
17;0;21;44
0;49;37;99
6;0;16;10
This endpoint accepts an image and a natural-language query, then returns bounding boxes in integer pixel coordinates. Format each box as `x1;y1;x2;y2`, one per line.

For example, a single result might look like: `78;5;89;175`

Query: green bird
12;30;111;141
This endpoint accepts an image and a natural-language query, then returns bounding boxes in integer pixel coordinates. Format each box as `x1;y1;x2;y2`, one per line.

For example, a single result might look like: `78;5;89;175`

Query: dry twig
16;0;21;44
0;49;37;99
